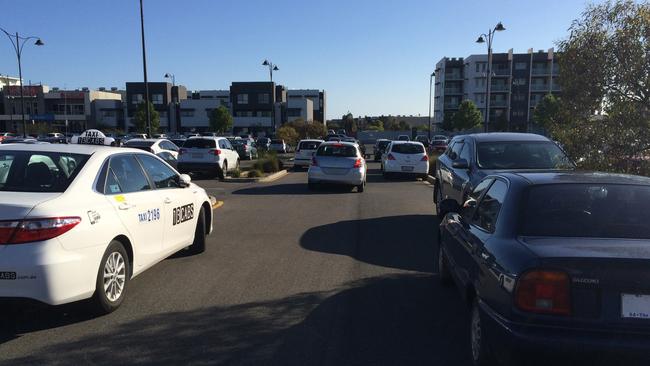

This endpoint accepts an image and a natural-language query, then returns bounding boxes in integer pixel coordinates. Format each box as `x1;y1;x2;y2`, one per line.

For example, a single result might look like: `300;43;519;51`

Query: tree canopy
452;100;483;131
209;106;233;133
134;101;160;134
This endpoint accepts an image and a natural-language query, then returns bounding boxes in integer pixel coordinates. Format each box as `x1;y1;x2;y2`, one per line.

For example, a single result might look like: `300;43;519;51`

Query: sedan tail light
387;154;396;160
353;158;363;168
421;155;429;161
0;217;82;245
209;149;222;155
515;270;571;315
311;157;318;166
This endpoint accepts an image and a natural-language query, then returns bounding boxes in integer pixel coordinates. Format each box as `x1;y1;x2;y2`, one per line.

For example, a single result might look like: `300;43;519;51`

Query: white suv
177;137;240;179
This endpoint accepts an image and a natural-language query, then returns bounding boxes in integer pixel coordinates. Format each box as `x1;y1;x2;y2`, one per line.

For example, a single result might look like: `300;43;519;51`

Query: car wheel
218;162;227;180
92;240;130;314
357;180;365;193
435;183;444;216
470;298;497;366
187;207;206;254
438;242;452;286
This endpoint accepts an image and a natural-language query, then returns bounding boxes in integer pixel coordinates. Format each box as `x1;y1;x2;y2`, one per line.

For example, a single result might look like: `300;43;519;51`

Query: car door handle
118;203;135;210
164;197;172;204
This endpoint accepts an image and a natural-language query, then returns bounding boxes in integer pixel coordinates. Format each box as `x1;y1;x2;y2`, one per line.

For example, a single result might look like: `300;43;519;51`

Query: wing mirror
452;159;469;169
179;174;192;188
438;199;461;216
463;198;477;209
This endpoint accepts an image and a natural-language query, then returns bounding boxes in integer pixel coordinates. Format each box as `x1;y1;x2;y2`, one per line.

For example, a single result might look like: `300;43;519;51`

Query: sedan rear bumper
480;301;650;362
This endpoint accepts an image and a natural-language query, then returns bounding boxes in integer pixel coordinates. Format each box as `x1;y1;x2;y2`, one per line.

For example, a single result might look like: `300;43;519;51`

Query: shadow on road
300;215;438;273
233;182;355;195
0;274;472;366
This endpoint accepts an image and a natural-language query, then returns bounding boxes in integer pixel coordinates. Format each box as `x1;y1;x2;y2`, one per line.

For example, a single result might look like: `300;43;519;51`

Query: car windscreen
476;141;574;169
124;141;155;147
392;143;424;154
377;141;390;149
299;141;321;150
520;184;650;239
316;145;357;157
0;151;90;192
184;138;216;149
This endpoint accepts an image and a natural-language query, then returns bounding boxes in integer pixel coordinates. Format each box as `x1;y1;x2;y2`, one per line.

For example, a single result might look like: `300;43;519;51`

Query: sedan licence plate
401;166;414;172
191;153;203;158
621;294;650;319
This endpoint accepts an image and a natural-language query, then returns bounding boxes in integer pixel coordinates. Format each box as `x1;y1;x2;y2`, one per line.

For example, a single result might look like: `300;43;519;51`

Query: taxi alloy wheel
93;241;130;314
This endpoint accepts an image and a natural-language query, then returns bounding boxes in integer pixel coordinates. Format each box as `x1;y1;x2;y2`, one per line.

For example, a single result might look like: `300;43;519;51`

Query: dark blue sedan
434;133;575;216
438;171;650;365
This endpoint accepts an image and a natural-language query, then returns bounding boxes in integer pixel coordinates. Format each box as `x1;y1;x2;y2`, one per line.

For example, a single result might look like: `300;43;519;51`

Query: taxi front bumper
0;240;102;305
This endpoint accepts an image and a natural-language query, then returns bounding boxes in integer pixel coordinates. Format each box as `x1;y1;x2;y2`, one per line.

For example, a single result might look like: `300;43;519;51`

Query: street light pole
164;73;179;133
428;71;435;140
476;22;505;133
0;27;44;137
262;60;280;133
139;0;152;137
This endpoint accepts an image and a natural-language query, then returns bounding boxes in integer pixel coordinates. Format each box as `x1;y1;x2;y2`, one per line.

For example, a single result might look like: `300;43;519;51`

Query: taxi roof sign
71;129;116;146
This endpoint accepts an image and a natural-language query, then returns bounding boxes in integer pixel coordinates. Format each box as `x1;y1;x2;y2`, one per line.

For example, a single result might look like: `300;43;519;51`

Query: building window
159;111;167;118
513;93;526;102
515;62;527;70
513;78;527;86
235;111;253;117
288;108;302;117
132;94;143;104
237;94;249;104
258;93;270;104
102;110;116;118
181;110;194;117
152;94;164;105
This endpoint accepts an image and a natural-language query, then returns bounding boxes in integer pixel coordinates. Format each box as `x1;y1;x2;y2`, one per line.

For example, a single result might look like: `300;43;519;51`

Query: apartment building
287;89;326;123
434;48;561;131
125;82;188;133
178;90;230;131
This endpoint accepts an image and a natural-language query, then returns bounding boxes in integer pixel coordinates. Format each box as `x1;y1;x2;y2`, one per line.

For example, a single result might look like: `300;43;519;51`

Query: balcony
444;103;460;109
532;68;550;75
493;68;510;76
444;73;463;80
489;100;508;107
551;84;562;91
490;84;509;92
531;84;550;91
444;87;463;94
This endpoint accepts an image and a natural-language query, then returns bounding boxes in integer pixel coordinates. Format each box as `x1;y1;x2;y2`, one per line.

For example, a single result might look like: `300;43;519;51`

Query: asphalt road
0;162;473;366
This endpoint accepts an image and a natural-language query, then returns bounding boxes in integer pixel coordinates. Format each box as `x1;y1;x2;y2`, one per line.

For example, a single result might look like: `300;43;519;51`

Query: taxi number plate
401;166;414;172
621;294;650;319
0;272;16;280
192;153;203;158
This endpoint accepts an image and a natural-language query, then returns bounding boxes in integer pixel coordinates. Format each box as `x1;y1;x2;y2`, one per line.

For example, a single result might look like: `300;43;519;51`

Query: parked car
294;139;324;169
1;137;48;145
433;134;448;143
434;133;575;216
342;137;366;157
200;132;219;137
414;135;430;147
232;139;258;160
438;171;650;365
152;133;168;139
269;139;288;153
0;132;18;142
373;139;391;161
177;136;240;180
431;138;449;153
397;135;410;141
123;138;180;159
170;138;187;148
336;129;347;136
381;141;428;179
308;141;366;192
256;137;271;151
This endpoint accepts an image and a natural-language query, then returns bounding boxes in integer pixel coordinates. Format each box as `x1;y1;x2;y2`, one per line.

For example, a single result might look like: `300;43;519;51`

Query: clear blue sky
1;0;598;119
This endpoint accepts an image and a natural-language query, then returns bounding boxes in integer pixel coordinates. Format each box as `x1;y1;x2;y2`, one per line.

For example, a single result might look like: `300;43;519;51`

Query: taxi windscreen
0;151;90;192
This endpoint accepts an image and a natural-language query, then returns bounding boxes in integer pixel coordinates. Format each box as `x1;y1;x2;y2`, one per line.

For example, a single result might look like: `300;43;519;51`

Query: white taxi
0;130;213;313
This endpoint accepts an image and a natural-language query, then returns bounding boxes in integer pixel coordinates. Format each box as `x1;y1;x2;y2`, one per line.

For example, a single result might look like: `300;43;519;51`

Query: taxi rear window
0;151;90;192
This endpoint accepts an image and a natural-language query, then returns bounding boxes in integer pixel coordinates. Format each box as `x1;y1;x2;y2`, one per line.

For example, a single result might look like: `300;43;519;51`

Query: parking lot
0;162;477;365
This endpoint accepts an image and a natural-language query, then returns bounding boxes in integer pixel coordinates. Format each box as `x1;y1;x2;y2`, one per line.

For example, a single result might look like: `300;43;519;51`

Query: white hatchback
123;138;180;159
176;136;240;179
381;141;429;178
294;139;324;169
0;141;213;313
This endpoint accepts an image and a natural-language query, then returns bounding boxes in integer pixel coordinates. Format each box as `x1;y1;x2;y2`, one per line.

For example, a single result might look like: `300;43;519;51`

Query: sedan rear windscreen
520;184;650;239
0;151;90;192
477;141;574;169
299;141;321;150
125;141;154;147
392;144;424;154
316;145;357;157
184;139;216;149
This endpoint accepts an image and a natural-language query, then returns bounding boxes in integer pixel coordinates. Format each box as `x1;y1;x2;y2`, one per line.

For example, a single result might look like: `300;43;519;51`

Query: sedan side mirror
452;159;469;169
439;198;461;215
179;174;192;188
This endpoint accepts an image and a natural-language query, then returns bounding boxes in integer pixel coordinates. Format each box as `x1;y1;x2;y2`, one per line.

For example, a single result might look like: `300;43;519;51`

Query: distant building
287;89;326;123
229;82;287;136
434;48;561;131
178;90;230;132
125;82;188;133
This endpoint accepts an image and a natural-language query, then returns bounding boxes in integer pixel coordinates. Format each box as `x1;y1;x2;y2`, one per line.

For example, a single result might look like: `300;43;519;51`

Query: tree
209;106;233;133
134;101;160;134
552;0;650;174
441;113;454;132
492;113;509;132
366;119;384;131
452;100;483;131
383;116;400;131
304;121;327;139
276;125;299;146
398;120;411;131
533;94;561;130
342;113;357;135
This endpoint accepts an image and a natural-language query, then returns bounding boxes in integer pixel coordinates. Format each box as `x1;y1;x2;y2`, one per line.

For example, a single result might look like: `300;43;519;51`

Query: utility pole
139;0;152;137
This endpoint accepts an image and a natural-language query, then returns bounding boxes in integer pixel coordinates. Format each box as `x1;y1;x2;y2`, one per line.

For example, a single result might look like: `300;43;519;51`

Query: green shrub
231;169;242;178
247;169;262;178
253;154;280;173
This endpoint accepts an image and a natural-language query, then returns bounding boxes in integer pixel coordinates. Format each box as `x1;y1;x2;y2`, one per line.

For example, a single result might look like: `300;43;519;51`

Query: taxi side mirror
452;159;469;169
179;174;191;188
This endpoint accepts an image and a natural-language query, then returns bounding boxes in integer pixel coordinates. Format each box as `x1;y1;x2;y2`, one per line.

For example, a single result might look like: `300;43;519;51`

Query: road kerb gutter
426;175;436;185
259;169;288;183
